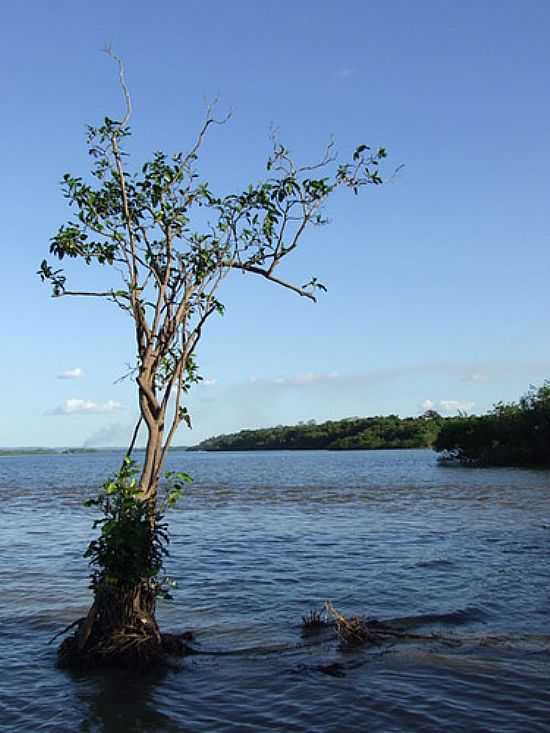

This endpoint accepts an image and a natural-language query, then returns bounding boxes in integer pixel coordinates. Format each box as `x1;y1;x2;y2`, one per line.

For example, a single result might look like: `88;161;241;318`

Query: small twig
48;617;84;645
125;416;143;461
302;609;325;629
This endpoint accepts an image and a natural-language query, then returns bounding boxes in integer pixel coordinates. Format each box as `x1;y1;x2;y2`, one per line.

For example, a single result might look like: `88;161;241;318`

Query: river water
1;448;549;732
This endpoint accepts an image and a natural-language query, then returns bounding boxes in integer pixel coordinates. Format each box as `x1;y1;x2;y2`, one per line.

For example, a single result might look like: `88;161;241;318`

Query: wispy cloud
57;367;84;380
47;399;123;416
202;378;217;386
263;360;550;391
83;422;132;447
272;372;339;386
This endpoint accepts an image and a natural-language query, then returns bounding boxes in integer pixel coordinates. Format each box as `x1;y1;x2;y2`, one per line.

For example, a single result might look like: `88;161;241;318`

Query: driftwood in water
324;601;375;647
320;601;460;649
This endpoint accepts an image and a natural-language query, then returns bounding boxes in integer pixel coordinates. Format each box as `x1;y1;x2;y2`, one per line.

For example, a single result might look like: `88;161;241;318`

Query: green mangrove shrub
83;457;191;596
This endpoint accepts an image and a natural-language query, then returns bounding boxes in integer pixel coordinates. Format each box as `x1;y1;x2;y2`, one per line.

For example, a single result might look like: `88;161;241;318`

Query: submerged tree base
55;583;193;671
57;625;192;671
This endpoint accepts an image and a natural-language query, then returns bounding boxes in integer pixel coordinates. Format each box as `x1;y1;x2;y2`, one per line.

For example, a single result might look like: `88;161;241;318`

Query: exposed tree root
57;623;193;671
55;583;194;671
48;617;85;646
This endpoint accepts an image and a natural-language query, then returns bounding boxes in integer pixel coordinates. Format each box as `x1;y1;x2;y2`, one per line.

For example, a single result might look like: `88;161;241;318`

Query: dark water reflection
1;449;550;731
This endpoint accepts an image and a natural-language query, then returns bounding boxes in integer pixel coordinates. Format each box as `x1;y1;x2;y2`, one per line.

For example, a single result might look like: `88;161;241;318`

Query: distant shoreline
0;448;99;457
0;446;190;457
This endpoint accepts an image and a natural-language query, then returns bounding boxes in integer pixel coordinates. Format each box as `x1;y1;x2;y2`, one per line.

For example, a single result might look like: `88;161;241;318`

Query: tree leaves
82;458;170;591
41;101;389;505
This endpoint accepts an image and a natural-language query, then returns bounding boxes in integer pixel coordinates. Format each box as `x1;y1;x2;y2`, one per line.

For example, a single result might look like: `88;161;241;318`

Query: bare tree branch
227;263;317;301
125;417;143;460
104;46;132;128
183;100;231;169
55;289;128;299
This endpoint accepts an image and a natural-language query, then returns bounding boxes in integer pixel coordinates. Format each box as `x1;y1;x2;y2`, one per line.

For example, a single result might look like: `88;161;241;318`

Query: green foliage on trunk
83;457;188;596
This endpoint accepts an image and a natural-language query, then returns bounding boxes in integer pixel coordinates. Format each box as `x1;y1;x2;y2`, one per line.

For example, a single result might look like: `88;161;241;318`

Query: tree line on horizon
191;412;445;451
193;381;550;468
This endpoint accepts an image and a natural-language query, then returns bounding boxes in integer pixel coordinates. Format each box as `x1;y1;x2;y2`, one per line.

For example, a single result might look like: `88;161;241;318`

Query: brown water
1;449;549;731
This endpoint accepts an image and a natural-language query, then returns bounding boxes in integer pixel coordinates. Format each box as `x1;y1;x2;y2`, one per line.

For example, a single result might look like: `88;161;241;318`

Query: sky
1;0;549;447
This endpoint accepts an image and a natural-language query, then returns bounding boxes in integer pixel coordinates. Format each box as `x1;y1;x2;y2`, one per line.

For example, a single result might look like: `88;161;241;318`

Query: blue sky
1;0;549;447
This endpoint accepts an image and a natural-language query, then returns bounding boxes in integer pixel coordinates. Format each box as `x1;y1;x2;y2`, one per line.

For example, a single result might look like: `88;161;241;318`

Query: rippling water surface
2;449;550;732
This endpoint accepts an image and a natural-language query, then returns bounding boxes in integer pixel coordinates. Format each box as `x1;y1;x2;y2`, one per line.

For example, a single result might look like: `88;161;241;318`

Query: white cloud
202;378;217;386
420;398;474;415
57;368;84;380
439;399;475;414
47;399;123;416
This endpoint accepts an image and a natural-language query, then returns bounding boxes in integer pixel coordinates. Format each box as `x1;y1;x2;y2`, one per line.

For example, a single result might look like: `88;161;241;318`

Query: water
1;449;549;732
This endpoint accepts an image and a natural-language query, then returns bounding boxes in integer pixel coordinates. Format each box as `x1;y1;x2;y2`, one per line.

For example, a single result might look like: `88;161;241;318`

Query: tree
434;380;550;467
40;54;388;669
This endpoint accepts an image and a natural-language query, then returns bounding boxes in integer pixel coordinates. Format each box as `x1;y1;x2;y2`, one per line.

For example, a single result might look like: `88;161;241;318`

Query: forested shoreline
191;413;444;451
434;382;550;467
193;382;550;468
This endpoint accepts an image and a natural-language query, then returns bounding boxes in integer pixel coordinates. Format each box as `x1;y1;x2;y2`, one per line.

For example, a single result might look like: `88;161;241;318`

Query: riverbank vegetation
434;381;550;467
192;412;444;451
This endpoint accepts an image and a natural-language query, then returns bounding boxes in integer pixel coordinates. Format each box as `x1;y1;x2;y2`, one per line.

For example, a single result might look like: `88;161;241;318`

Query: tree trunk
58;575;189;670
57;410;188;669
57;578;163;669
137;373;164;500
139;428;162;499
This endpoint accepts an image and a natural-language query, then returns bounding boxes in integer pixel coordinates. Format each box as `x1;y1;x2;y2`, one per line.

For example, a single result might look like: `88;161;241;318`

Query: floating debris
324;601;374;647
